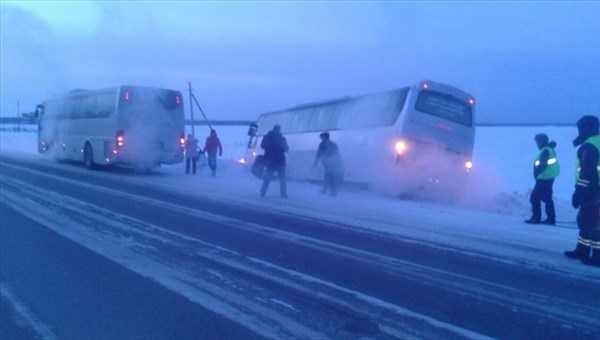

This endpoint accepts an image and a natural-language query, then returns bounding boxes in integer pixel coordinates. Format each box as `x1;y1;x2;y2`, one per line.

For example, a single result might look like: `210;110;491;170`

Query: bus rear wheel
83;143;96;170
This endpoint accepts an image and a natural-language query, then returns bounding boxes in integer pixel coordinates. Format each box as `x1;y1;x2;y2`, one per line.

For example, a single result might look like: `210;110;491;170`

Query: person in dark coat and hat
565;115;600;266
260;124;289;198
313;132;344;196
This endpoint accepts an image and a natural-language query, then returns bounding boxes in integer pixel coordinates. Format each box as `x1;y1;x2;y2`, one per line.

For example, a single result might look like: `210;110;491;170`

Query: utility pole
188;82;195;137
190;91;213;131
17;100;21;131
188;82;213;131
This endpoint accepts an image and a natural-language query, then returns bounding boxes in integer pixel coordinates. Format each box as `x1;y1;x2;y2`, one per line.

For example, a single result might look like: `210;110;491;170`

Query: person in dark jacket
184;134;200;175
525;133;560;225
313;132;343;196
203;129;222;177
260;124;289;198
565;115;600;266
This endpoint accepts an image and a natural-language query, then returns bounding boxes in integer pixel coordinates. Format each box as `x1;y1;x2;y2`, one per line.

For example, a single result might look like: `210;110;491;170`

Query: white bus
246;80;476;196
37;85;185;170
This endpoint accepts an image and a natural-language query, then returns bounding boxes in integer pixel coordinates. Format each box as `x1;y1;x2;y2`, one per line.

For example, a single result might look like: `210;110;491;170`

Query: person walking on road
313;132;343;196
203;129;223;177
565;115;600;267
260;124;289;198
184;134;200;175
525;133;560;225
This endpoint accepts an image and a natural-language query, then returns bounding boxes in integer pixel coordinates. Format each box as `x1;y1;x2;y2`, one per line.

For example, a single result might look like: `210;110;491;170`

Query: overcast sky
1;1;599;124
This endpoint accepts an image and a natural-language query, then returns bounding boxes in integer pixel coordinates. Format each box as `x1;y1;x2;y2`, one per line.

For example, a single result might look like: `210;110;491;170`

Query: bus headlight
465;160;473;172
395;141;408;155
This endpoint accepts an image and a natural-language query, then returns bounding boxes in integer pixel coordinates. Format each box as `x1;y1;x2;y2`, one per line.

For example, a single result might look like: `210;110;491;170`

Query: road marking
0;283;57;340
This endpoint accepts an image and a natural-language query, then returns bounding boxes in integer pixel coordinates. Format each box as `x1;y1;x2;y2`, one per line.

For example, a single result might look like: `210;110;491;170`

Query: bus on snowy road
36;86;185;170
246;80;476;197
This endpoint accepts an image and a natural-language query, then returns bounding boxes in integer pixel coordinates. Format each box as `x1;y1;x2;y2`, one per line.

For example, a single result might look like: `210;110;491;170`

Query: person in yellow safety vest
525;133;560;225
565;115;600;267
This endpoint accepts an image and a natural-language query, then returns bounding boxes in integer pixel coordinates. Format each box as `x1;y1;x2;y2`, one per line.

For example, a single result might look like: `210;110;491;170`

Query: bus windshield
415;91;472;126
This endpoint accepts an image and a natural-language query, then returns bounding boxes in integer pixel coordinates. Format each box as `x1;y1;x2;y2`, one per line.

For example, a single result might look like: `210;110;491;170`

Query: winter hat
573;115;599;146
535;133;549;145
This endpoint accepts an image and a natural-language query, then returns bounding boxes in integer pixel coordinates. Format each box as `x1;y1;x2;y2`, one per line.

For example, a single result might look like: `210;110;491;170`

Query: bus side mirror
247;123;258;137
35;105;44;119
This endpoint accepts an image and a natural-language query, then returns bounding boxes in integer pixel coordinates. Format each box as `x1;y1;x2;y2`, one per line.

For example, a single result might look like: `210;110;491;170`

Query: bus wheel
83;143;95;170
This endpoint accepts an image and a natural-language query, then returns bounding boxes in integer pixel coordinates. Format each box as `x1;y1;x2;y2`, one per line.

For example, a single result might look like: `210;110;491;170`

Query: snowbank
0;124;578;215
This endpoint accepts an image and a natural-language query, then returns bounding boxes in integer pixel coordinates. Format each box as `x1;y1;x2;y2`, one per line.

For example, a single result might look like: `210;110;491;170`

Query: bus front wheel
83;143;96;170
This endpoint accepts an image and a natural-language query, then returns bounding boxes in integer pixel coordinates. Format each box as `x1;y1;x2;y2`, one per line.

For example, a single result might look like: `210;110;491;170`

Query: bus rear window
415;91;472;126
159;90;182;111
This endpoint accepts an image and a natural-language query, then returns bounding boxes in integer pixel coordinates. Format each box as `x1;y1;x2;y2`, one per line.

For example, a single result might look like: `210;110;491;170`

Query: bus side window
309;105;335;131
278;110;294;134
35;105;44;119
291;108;314;133
79;95;96;119
258;114;275;135
56;98;77;120
380;89;409;126
329;102;348;130
337;100;360;129
382;87;409;125
96;93;116;118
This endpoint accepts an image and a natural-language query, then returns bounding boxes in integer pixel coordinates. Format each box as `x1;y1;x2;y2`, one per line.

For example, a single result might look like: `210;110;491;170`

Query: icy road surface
1;151;599;339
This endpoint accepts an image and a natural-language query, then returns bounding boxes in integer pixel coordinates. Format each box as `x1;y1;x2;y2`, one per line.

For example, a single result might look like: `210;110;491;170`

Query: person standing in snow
313;132;343;196
525;133;560;225
203;129;222;177
184;134;200;175
260;124;289;198
565;115;600;267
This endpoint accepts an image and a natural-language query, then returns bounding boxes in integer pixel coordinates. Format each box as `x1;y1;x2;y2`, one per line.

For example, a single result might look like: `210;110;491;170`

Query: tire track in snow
1;163;488;338
0;283;57;339
2;160;599;338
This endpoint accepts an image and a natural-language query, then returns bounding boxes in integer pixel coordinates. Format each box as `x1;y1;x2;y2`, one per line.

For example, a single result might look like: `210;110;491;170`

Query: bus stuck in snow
246;80;476;196
36;86;185;171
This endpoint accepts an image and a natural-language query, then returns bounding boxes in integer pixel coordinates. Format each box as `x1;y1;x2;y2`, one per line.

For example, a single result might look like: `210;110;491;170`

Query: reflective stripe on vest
535;146;560;179
575;135;600;184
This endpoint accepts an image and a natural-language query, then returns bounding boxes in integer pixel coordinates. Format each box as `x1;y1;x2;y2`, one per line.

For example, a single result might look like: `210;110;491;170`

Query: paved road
1;154;599;338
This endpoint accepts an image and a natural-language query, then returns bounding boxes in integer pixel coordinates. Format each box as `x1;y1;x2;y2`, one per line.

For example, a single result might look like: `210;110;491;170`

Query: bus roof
47;85;181;101
256;80;472;119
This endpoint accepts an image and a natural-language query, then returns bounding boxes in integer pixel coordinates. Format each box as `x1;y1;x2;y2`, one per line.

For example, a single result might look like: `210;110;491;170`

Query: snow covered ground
0;125;587;269
2;123;598;338
1;123;579;204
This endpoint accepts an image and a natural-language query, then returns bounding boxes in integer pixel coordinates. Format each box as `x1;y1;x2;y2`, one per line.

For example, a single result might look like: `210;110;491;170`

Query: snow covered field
1;123;578;202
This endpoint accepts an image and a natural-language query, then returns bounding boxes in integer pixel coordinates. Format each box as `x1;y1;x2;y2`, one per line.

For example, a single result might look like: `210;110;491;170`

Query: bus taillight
468;98;475;106
180;133;185;148
124;91;130;101
175;95;181;105
422;82;430;90
116;131;125;148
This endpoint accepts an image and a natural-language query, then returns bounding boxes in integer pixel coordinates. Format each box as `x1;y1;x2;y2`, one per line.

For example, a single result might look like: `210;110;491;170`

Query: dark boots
564;243;591;260
581;249;600;267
